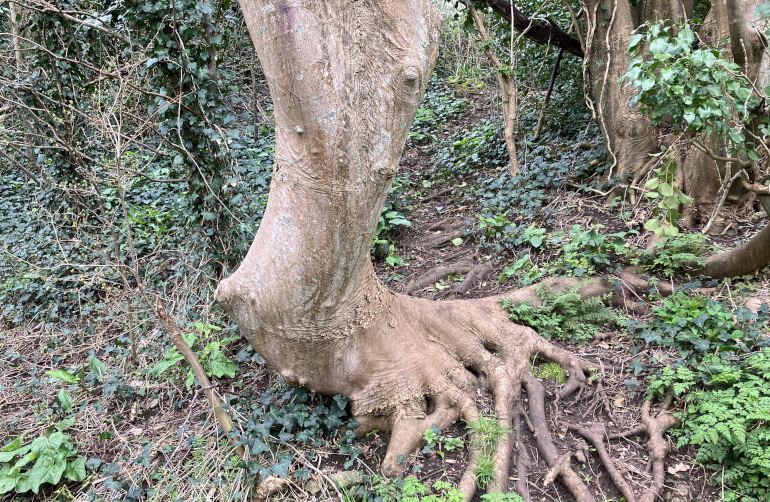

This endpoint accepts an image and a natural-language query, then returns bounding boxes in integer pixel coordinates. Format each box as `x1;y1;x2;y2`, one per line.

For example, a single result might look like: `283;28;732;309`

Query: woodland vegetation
1;0;770;501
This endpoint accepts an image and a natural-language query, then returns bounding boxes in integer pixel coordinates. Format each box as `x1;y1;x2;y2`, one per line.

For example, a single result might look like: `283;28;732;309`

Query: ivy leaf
209;350;236;379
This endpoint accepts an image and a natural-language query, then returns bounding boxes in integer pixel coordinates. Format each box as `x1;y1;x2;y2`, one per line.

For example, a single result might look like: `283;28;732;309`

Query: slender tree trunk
9;1;23;69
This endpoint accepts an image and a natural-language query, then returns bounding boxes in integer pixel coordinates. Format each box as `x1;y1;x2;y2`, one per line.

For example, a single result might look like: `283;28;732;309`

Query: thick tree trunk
680;0;766;229
582;0;659;183
215;1;606;500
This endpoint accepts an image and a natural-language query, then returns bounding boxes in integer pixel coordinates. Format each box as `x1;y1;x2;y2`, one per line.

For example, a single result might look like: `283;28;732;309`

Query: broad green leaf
644;219;660;231
1;434;27;453
57;389;72;413
55;417;75;431
678;193;694;204
88;357;108;378
0;463;21;494
149;350;184;375
45;370;79;384
658;182;674;197
628;33;644;51
451;238;463;246
182;331;197;348
25;449;66;493
385;254;404;266
664;224;680;236
747;149;760;161
186;369;195;391
201;341;220;359
209;350;236;379
530;236;544;248
661;195;680;209
0;444;31;463
46;432;66;452
388;218;411;226
63;457;86;482
649;38;669;55
645;178;660;190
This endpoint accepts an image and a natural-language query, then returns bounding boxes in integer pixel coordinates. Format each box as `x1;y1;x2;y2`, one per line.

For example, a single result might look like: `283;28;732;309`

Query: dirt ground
2;88;769;502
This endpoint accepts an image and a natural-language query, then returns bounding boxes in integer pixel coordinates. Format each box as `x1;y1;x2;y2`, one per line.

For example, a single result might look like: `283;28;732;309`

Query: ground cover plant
2;0;770;501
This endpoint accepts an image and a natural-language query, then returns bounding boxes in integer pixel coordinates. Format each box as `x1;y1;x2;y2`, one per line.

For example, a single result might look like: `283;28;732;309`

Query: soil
2;86;768;502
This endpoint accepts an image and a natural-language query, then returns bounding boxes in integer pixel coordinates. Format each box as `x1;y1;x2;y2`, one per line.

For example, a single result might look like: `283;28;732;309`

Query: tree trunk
216;1;606;500
9;1;24;69
582;0;663;184
679;0;766;229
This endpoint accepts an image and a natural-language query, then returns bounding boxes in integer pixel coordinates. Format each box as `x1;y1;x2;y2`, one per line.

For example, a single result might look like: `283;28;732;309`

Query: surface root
609;398;679;502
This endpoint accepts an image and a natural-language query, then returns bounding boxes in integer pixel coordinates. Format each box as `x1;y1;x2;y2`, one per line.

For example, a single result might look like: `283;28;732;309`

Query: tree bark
216;1;604;499
582;0;659;182
486;0;584;57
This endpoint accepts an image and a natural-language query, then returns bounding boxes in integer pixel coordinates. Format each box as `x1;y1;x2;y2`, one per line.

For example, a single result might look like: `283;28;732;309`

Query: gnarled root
405;258;473;293
568;422;635;502
610;397;679;502
349;292;602;502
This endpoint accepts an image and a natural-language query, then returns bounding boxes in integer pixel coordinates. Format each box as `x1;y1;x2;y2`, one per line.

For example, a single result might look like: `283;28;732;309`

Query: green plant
635;233;708;277
551;225;631;277
630;292;770;368
150;322;238;390
373;175;412;266
464;416;512;491
422;425;464;459
501;284;620;344
532;361;566;384
630;293;770;500
0;422;88;495
368;476;465;502
623;21;759;156
642;152;694;237
480;493;525;502
499;255;544;287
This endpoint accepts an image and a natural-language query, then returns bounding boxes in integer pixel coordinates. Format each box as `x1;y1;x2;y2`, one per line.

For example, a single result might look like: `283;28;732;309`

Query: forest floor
2;78;769;502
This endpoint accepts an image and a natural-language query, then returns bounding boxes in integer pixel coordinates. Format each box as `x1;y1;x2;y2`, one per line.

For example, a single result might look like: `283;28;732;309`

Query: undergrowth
630;292;770;501
501;284;620;345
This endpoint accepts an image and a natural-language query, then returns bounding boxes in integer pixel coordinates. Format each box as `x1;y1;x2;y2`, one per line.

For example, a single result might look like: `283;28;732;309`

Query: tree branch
485;0;584;57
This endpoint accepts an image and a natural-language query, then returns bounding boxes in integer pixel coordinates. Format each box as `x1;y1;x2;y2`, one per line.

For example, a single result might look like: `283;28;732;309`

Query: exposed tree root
610;398;679;502
452;260;494;295
568;422;635;502
405;258;473;293
422;220;466;249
